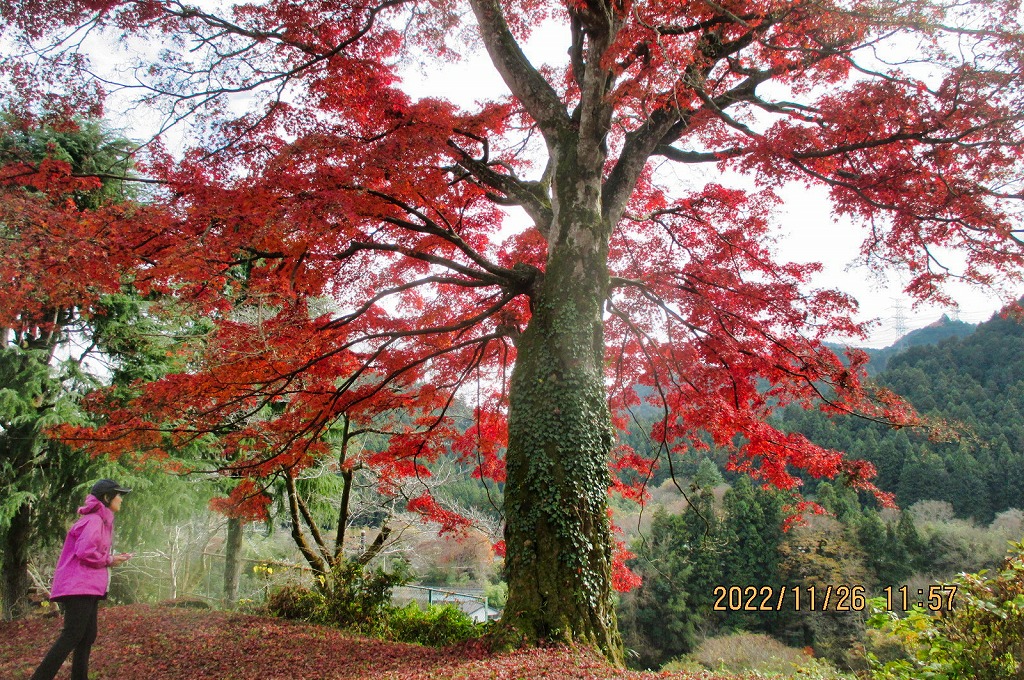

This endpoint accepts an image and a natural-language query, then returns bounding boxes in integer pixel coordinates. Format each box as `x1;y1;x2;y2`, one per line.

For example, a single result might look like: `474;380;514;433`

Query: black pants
31;595;100;680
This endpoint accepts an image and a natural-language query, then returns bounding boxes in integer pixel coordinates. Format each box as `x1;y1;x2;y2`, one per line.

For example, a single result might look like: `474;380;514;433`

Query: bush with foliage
485;580;508;609
662;632;850;678
388;603;480;646
320;560;409;635
867;540;1024;680
266;560;483;646
265;583;327;621
266;560;406;636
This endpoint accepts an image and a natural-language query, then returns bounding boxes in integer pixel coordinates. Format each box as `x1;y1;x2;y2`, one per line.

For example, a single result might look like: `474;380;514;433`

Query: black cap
90;479;132;498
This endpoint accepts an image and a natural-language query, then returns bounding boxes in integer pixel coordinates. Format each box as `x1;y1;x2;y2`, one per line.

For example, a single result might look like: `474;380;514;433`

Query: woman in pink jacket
31;479;134;680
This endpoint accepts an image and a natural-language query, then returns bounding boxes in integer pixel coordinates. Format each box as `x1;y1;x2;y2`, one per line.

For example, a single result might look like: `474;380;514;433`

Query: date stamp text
711;584;959;612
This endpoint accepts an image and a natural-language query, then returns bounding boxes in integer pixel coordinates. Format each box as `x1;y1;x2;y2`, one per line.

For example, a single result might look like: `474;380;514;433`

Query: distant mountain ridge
830;314;977;375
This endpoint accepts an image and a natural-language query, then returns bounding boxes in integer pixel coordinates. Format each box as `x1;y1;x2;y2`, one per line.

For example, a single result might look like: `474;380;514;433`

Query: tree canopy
2;0;1024;661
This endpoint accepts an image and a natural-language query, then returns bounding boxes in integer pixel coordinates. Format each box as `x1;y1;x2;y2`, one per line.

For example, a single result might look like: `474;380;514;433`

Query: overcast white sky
773;184;1007;348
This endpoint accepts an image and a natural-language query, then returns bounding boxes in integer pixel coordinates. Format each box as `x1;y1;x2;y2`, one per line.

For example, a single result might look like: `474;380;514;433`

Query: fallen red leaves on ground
0;604;741;679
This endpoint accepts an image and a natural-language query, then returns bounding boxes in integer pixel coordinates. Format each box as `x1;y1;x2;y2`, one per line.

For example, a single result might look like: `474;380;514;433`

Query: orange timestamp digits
882;584;958;611
712;585;868;612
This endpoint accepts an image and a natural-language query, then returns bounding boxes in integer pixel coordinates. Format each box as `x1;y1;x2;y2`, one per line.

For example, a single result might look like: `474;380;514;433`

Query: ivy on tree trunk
500;120;624;654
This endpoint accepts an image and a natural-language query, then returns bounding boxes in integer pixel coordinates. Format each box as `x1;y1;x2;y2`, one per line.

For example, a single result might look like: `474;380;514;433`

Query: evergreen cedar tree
3;0;1024;664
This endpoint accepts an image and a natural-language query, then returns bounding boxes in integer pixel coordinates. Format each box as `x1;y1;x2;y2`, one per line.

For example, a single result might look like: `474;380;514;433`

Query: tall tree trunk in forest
501;148;623;661
223;516;244;607
2;503;33;621
467;0;632;655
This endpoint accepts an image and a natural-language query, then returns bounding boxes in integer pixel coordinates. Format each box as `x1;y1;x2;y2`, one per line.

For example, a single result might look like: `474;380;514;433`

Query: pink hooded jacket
49;495;115;600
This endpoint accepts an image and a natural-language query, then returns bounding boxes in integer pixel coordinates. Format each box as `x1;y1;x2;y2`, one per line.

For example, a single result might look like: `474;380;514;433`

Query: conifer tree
0;115;189;618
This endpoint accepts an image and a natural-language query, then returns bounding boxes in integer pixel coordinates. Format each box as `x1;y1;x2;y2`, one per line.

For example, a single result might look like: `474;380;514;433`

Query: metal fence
107;551;504;623
392;584;501;623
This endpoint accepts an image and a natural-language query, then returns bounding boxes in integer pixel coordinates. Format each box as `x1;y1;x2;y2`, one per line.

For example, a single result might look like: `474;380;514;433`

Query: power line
891;298;908;345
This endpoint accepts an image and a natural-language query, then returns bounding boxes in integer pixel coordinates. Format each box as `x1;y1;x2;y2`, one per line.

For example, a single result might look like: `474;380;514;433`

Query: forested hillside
781;310;1024;522
855;315;976;375
613;312;1024;673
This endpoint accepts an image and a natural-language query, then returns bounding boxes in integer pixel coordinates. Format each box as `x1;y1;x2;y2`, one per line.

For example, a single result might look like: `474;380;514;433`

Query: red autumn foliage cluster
0;604;745;679
0;146;163;339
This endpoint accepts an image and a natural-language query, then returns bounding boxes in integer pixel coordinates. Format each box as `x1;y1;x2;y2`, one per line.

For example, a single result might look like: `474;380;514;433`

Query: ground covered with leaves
0;604;746;679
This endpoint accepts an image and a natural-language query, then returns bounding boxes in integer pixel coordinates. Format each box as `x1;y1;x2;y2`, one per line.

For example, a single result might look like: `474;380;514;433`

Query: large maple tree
4;0;1024;662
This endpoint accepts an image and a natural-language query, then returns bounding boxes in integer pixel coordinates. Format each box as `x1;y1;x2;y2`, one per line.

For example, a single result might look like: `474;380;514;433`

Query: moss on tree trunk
500;187;623;663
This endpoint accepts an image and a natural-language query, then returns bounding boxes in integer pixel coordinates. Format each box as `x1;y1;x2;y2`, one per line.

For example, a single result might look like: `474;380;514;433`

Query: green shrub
661;632;853;678
265;560;408;637
318;560;408;636
484;580;508;609
867;540;1024;680
387;603;481;646
268;569;483;647
673;632;812;674
265;583;325;621
264;561;486;646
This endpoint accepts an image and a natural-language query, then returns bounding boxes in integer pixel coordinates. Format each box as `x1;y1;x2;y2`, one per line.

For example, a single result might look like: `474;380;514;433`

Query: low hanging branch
284;473;328;577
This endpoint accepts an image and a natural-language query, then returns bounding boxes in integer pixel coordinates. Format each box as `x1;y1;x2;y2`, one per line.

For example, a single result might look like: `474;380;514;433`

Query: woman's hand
110;553;134;567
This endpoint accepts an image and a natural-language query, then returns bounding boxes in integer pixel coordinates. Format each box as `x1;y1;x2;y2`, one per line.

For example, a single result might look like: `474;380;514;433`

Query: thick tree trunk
223;516;244;607
460;0;628;660
1;503;33;621
500;159;622;662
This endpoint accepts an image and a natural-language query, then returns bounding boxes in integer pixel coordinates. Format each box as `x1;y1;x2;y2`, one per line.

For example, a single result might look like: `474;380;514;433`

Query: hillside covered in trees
848;315;977;376
611;311;1024;673
781;309;1024;522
